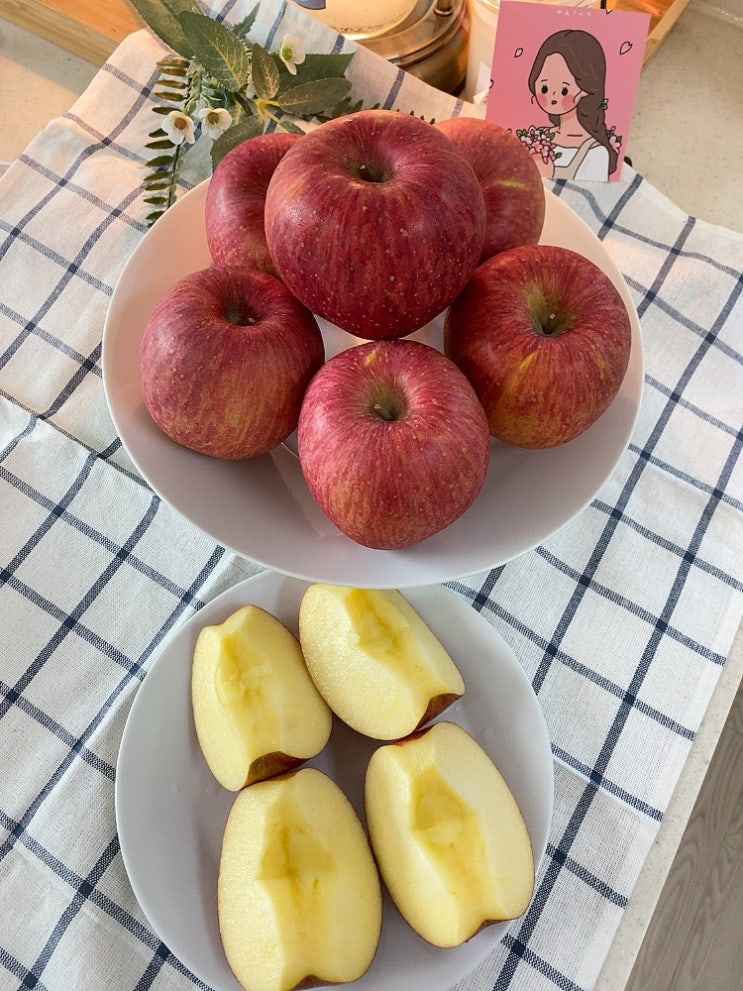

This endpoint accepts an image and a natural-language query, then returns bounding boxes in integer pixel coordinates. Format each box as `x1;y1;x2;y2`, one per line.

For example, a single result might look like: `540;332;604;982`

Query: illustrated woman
528;29;619;181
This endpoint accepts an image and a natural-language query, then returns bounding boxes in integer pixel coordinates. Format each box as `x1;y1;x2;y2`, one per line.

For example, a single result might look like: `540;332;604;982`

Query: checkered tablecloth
1;3;742;990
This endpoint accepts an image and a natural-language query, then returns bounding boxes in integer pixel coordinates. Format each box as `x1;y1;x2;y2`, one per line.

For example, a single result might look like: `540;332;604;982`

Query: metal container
353;0;470;96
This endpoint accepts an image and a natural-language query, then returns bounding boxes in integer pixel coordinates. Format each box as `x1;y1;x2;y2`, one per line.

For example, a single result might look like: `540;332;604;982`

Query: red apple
435;116;545;262
444;244;632;449
204;132;302;277
296;340;490;549
140;265;324;459
264;109;486;341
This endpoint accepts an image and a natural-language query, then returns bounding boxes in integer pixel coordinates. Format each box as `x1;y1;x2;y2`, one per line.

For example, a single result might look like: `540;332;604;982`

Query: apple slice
219;767;382;991
298;584;465;740
191;604;332;791
364;720;535;947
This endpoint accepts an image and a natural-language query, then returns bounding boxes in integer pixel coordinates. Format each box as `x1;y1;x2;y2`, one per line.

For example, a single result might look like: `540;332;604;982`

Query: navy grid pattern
1;3;742;990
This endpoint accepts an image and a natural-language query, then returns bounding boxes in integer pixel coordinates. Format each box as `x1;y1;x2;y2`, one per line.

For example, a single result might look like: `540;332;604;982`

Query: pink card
485;3;650;182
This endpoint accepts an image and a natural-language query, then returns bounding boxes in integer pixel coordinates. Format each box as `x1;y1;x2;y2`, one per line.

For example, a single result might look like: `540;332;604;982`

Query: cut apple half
191;604;332;790
298;584;466;740
219;767;382;991
365;720;535;947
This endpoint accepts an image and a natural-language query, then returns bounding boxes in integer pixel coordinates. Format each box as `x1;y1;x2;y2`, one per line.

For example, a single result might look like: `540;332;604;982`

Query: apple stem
355;162;388;184
370;391;406;422
224;297;258;327
533;297;571;338
524;286;572;337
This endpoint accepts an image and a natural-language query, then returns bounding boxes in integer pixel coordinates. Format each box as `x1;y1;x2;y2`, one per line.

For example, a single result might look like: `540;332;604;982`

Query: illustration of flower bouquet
516;121;623;166
515;125;562;165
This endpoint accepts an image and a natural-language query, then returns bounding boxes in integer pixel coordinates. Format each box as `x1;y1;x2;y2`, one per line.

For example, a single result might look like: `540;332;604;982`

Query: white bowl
103;182;642;587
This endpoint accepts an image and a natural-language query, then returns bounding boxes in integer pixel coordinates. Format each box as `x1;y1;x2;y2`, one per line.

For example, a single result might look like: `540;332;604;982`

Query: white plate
115;572;554;991
103;182;643;587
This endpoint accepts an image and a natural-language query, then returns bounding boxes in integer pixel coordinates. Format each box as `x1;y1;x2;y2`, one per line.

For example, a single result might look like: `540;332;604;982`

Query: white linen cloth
1;3;742;990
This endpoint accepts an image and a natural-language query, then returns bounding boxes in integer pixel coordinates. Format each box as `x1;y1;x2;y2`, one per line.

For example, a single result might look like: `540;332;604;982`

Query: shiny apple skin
205;131;301;277
297;340;491;550
140;265;324;459
264;109;486;340
435;116;546;263
444;244;632;449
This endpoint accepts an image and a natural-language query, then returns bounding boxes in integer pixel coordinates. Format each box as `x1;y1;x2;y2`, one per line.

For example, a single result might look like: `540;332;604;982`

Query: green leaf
153;89;188;103
128;0;194;58
232;5;259;41
178;10;251;92
224;98;248;128
251;43;280;101
319;95;368;122
282;52;354;85
154;79;187;90
210;116;266;169
157;58;188;75
155;73;187;85
277;77;352;117
157;72;188;85
145;154;177;168
276;118;306;135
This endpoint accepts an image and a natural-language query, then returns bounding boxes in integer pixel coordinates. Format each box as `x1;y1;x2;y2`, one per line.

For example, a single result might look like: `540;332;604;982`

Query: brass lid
358;0;470;95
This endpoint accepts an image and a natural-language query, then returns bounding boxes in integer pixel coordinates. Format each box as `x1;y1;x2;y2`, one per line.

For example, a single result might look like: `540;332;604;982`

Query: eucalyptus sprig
131;0;362;224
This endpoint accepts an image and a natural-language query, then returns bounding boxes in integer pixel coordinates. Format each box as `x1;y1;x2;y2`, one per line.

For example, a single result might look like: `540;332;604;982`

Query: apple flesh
219;767;382;991
444;244;632;448
139;265;324;459
205;132;302;277
298;584;465;740
191;604;332;791
435;116;545;262
264;108;486;339
296;339;491;549
364;720;535;948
